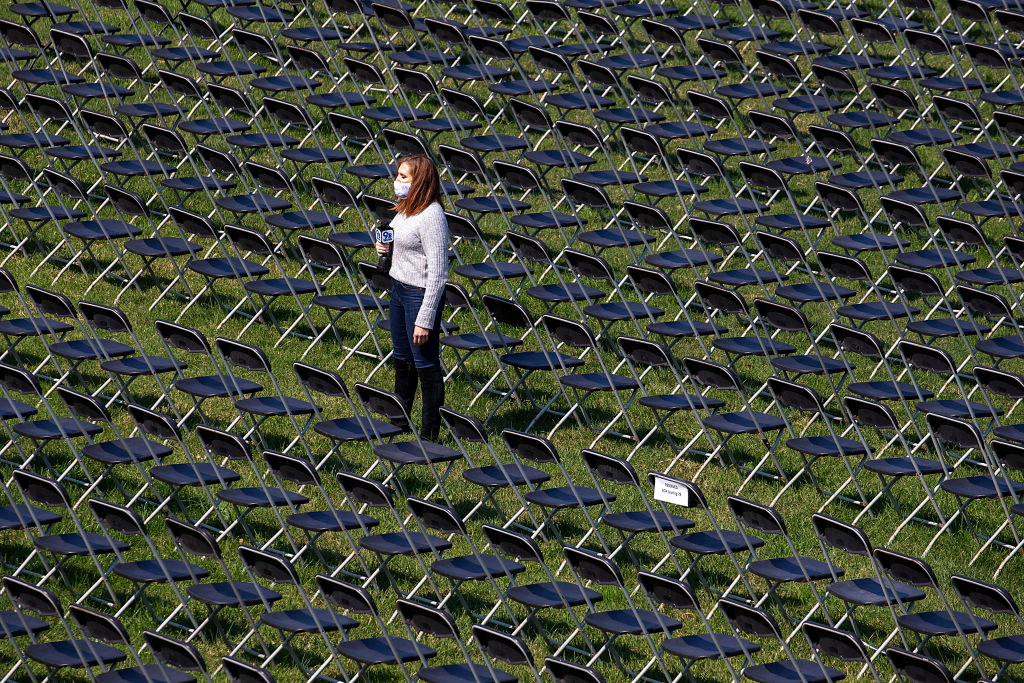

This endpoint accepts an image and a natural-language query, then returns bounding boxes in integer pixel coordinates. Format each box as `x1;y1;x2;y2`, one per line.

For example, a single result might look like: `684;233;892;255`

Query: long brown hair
394;154;441;217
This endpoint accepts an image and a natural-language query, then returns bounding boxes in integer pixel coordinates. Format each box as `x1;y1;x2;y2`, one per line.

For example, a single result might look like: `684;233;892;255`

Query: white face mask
394;180;411;198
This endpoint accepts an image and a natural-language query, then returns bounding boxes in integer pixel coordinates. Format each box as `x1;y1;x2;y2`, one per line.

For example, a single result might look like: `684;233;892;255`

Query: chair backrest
974;366;1024;400
0;362;41;396
407;497;467;536
646;472;708;509
830;324;885;359
950;575;1020;617
889;265;942;298
397;599;460;640
898;339;956;377
90;499;145;536
165;517;220;558
78;300;133;334
336;471;394;509
926;413;984;452
582;449;640;487
617;336;674;369
144;631;206;672
239;545;300;586
803;622;869;663
482;524;544;563
483;294;535;329
695;281;748;316
222;657;276;683
843;395;900;431
993;440;1024;472
57;386;112;424
27;285;76;318
264;451;319;487
439;407;487;443
637;571;700;611
128;404;182;442
873;548;938;589
563;249;615;282
768;377;827;415
682;356;741;392
472;624;534;667
216;338;271;374
754;298;811;334
315;574;377;615
501;429;560;464
13;470;70;509
196;425;251;461
545;657;607;683
719;598;783;640
69;604;130;646
727;496;787;536
155;319;212;355
957;284;1014;319
563;546;623;586
810;513;872;557
886;647;954;683
3;576;61;617
294;362;349;399
354;382;407;422
541;314;597;350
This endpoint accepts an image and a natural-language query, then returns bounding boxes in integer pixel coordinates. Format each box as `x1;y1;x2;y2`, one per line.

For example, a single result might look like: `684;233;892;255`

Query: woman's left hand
413;326;430;346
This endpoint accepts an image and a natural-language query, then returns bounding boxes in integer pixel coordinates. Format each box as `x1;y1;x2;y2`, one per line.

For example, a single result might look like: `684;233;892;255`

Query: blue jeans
390;280;443;370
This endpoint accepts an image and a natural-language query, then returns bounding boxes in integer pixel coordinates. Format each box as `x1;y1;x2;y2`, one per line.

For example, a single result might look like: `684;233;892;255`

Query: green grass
0;0;1022;681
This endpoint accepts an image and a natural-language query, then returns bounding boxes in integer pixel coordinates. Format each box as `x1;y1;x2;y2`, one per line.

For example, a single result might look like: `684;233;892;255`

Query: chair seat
898;610;997;636
372;440;462;465
744;659;845;683
787;435;868;457
888;128;960;146
595;108;665;125
175;375;261;398
755;213;831;231
895;248;976;269
993;423;1024;442
863;457;944;477
774;94;846;114
603;510;694;533
359;531;452;556
828;111;899;129
775;282;855;303
0;504;59;530
644;120;718;140
62;82;134;99
12;69;83;86
656;65;726;83
453;262;530;281
694;197;770;216
502;351;585;370
411;117;481;133
244;277;317;297
97;664;195;683
0;317;70;340
113;558;209;584
546;93;615;110
767;156;842;175
704;138;776;157
849;380;930;401
453;196;529;214
571;170;646;186
585;609;681;635
867;64;936;80
828;577;925;606
307;92;376;109
978;335;1024;359
179;118;251;136
187;581;282;607
328;231;374;249
45;145;121;161
150;463;240;487
125;237;199;258
715;82;786;99
982;90;1024;105
287;509;379;533
663;633;760;661
334;637;436;665
463;464;550;488
583;301;664;321
49;338;134;360
917;399;1000;419
771;354;850;375
487;78;559;96
34;532;129;556
832;233;910;252
885;187;962;204
441;64;512;81
251;75;320;92
560;372;640;392
940;475;1024;499
962;199;1024;218
388;49;455;66
312;293;386;313
764;40;833;56
978;635;1024;663
646;248;722;270
749;556;842;582
838;301;918;321
702;411;787;434
420;663;516;683
83;437;172;465
578;228;655;249
596;52;661;69
225;133;300;149
506;581;603;608
712;337;796;357
363;106;431;122
65;219;143;240
639;393;725;412
26;639;127;669
216;193;291;213
951;142;1022;159
100;160;175;177
523;149;595;167
217;487;308;508
441;332;522;351
432;553;526;581
713;25;781;41
281;148;350;165
830;170;903;189
14;418;102;441
117;103;184;119
523;282;604;304
314;416;401;443
709;268;788;287
671;529;765;555
461;134;529;154
151;46;220;62
162;177;236;193
647;320;728;338
525;485;610;509
956;267;1023;287
187;257;270;279
262;608;357;633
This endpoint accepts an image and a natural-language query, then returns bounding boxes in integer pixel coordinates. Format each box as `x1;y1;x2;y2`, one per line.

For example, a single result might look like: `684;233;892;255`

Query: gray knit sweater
387;201;449;329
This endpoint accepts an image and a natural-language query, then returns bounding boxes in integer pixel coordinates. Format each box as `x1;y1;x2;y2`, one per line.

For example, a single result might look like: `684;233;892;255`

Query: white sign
652;475;690;507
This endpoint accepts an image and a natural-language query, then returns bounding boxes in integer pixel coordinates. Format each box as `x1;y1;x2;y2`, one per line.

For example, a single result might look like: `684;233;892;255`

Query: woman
375;155;449;441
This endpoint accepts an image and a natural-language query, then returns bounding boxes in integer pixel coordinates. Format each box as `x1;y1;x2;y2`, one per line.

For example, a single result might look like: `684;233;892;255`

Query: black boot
419;365;444;442
393;359;418;430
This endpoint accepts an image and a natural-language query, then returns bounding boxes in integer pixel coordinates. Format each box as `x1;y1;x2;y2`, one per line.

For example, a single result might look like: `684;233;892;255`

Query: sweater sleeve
414;204;449;329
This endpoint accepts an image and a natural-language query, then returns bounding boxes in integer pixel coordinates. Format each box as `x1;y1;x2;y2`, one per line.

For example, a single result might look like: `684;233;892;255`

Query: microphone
375;219;393;275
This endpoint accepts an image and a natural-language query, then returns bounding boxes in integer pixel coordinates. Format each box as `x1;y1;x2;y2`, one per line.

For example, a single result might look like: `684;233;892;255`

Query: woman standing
375;155;449;441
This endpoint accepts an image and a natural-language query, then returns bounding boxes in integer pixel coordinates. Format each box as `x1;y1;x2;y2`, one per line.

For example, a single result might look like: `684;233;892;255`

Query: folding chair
950;574;1024;679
